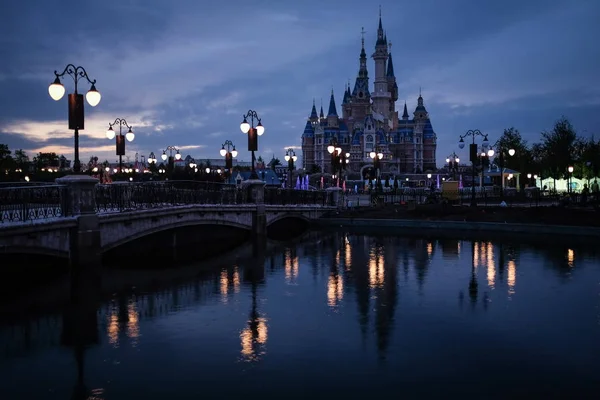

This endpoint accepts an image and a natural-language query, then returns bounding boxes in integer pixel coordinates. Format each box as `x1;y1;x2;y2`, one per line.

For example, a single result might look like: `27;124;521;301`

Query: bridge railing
0;185;68;223
264;188;333;206
95;181;249;212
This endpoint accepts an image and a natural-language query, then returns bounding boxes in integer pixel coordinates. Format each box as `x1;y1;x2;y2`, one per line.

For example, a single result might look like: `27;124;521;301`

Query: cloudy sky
0;0;599;167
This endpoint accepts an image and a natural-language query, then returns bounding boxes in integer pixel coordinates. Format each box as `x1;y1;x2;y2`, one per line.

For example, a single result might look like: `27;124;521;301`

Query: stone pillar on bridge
326;186;344;208
242;179;267;237
56;175;101;302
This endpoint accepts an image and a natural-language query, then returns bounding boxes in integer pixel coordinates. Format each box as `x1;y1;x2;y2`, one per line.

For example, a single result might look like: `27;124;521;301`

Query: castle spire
376;6;385;45
402;101;409;120
327;88;338;117
319;99;324;119
310;98;318;119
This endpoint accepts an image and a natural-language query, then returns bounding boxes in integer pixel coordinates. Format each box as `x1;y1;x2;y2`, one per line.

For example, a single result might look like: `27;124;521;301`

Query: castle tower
350;28;371;124
371;10;392;119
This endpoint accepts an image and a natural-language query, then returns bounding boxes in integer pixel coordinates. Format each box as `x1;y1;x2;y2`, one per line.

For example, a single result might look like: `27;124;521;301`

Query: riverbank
316;205;600;238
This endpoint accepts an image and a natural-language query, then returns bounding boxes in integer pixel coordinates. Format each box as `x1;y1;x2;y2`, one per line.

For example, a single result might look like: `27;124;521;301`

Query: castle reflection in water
0;232;597;399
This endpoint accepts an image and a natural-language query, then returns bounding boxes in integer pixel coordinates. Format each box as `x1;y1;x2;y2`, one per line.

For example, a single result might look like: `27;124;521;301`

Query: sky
0;0;599;167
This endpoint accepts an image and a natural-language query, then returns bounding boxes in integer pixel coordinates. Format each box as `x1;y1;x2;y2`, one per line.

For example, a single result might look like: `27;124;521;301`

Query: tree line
492;117;599;186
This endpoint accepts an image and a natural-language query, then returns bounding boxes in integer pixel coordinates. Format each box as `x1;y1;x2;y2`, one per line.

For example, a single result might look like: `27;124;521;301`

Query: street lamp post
240;110;265;179
161;146;181;173
446;152;460;181
369;147;384;190
284;148;298;189
105;118;135;173
48;64;101;173
458;129;489;207
567;166;574;193
220;140;238;183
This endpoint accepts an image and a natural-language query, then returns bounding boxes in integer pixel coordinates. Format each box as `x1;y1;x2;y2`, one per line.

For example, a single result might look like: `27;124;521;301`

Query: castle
301;12;437;178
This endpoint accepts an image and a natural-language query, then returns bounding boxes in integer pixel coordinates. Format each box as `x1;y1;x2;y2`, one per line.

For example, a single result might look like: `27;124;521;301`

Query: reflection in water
127;302;140;345
567;249;575;268
107;312;119;347
508;259;517;296
369;249;385;288
2;234;600;398
327;272;344;307
486;242;496;290
285;249;299;284
344;237;352;271
220;267;241;303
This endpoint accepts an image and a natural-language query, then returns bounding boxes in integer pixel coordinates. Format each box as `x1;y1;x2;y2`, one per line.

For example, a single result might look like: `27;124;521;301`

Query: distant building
301;11;437;178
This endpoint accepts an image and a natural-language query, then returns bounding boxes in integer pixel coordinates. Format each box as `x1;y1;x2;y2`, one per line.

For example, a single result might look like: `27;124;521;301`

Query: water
1;232;599;399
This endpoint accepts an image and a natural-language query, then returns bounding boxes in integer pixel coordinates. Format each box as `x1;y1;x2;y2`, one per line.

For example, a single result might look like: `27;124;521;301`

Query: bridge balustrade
0;180;335;223
0;185;68;223
95;181;248;212
264;188;332;206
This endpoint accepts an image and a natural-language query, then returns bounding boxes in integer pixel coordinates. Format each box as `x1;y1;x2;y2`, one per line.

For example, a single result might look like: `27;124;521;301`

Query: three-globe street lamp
240;110;265;180
446;152;460;181
105;118;135;173
220;140;238;182
148;152;157;165
284;148;298;189
48;64;101;173
161;146;181;173
370;148;384;189
458;129;489;207
327;138;349;187
488;142;515;198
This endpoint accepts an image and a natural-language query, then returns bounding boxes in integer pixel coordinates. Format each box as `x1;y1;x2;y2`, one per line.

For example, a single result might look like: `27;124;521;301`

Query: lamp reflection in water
284;249;299;284
106;299;141;348
507;259;516;296
327;255;344;308
239;283;268;362
468;241;479;304
126;302;140;346
567;249;575;268
239;249;268;362
220;267;241;303
107;311;119;347
485;242;496;289
369;250;385;288
426;242;434;258
344;236;352;271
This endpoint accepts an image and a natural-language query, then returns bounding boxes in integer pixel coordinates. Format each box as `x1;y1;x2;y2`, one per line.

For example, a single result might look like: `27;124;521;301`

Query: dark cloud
0;0;599;165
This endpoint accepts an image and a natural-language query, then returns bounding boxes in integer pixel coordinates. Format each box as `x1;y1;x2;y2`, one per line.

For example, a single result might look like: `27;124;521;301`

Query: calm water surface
1;233;599;399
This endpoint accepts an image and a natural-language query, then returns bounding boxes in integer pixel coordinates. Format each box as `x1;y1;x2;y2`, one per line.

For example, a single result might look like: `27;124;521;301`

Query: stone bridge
0;177;341;259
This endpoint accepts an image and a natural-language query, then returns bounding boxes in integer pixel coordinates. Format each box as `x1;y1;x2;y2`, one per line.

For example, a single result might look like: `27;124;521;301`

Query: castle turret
327;89;339;128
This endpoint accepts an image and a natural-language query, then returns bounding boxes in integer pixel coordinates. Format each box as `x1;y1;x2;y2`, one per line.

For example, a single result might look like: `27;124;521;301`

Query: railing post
326;186;343;208
242;179;267;238
55;175;101;303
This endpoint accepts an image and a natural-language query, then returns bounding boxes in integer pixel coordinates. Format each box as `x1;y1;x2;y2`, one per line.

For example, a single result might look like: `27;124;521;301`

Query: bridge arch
101;219;251;253
0;245;69;259
267;212;311;226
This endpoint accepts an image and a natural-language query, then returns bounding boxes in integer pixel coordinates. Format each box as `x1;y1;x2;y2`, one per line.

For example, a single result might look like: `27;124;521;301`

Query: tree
310;164;321;174
496;127;532;173
0;144;16;174
539;117;578;186
13;149;29;168
33;152;60;170
578;137;600;181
